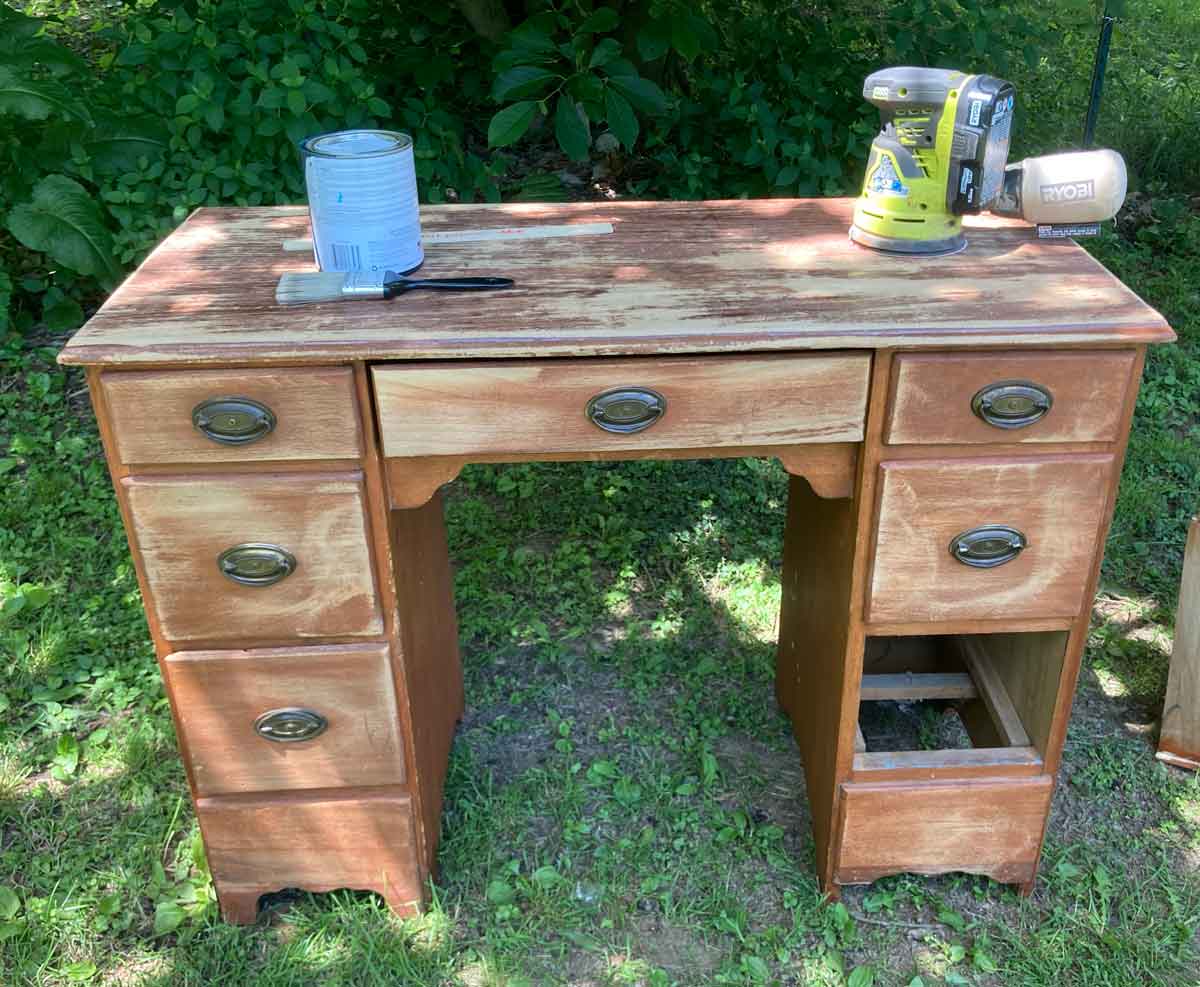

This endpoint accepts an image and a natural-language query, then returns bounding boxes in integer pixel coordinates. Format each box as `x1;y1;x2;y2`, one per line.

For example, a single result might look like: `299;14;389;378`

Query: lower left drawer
164;643;405;796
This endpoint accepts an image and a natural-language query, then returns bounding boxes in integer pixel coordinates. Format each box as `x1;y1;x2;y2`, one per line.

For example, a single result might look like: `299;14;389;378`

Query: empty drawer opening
855;631;1068;775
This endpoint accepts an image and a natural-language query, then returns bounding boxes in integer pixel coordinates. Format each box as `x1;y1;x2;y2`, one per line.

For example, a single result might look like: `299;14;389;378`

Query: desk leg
776;475;861;893
388;493;465;886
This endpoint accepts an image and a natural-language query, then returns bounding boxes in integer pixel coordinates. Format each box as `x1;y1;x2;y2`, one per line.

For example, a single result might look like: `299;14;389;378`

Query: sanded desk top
59;198;1173;367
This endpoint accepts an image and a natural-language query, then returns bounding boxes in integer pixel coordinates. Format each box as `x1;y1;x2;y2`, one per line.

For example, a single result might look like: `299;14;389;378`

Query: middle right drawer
867;455;1114;623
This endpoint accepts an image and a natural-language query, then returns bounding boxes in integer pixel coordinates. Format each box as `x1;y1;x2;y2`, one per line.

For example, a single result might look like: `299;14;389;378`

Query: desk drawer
123;471;383;641
835;776;1053;885
165;644;404;796
100;368;362;464
867;455;1113;623
371;354;871;458
885;350;1136;445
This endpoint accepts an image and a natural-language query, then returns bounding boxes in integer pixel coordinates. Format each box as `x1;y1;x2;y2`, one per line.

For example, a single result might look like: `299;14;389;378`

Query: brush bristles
275;271;348;305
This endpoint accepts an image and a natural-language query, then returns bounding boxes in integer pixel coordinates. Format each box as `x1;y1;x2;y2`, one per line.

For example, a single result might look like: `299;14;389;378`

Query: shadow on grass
7;456;1200;986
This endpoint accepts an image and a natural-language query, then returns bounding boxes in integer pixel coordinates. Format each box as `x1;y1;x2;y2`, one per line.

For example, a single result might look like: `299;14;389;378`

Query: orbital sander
850;66;1015;254
849;66;1130;253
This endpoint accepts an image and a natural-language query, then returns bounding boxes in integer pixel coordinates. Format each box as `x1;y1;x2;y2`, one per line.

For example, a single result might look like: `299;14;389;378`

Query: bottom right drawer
867;454;1114;624
835;775;1054;886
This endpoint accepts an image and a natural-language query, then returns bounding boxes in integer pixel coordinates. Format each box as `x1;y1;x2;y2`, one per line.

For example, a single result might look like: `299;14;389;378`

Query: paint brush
276;271;515;305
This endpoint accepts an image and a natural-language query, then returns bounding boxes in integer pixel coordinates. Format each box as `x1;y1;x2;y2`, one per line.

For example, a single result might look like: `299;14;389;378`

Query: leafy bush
1;0;1192;335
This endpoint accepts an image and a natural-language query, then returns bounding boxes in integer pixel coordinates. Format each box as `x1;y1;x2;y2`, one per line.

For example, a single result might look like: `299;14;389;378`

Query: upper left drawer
99;368;362;465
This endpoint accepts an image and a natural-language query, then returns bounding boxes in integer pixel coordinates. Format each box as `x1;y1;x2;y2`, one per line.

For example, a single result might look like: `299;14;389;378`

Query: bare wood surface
372;354;870;458
164;644;404;796
384;442;859;509
956;637;1032;747
387;493;464;876
100;367;362;464
851;746;1043;780
834;775;1053;885
868;454;1114;623
885;350;1136;445
860;672;977;701
197;788;422;924
961;631;1068;756
123;471;383;641
775;475;860;888
57;201;1173;368
1159;518;1200;769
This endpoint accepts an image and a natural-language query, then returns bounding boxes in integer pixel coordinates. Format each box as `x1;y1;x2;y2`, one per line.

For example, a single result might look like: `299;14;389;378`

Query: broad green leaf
589;38;621;69
487;100;538;147
531;866;561;888
575;8;619;35
608;75;667;114
175;93;201;115
0;887;20;920
43;295;84;331
636;21;671;61
742;954;769;980
509;14;557;52
775;165;800;187
115;43;151;66
153;900;185;935
848;966;876;987
85;117;168;174
492;66;558;102
485;879;515;905
7;175;120;282
63;961;97;982
0;5;45;41
287;89;306;115
937;907;967;932
55;734;79;774
604;88;637;150
671;18;700;60
0;67;89;123
10;37;88;76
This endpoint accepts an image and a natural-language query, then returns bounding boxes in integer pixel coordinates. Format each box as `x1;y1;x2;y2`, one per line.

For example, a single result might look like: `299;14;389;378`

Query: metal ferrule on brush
340;273;388;299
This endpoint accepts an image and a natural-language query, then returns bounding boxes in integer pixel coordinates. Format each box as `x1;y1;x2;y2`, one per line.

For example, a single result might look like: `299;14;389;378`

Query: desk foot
218;888;264;925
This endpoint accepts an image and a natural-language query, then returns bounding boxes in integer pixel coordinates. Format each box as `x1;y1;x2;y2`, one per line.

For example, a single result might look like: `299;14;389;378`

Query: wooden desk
59;199;1175;922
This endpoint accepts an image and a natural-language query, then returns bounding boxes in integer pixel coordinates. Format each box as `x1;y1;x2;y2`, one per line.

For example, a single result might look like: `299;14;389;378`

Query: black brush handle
383;276;515;297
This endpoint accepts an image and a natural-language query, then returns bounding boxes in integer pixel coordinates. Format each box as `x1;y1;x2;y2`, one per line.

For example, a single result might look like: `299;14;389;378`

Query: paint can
299;129;423;274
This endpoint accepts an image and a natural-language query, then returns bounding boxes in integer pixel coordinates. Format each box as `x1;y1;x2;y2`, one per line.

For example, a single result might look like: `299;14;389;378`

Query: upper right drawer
885;350;1137;445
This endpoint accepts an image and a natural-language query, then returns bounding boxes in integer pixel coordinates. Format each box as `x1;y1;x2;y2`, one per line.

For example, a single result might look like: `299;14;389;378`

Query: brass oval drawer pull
192;396;277;445
254;708;327;743
971;380;1052;429
950;525;1028;568
586;386;666;434
218;543;297;586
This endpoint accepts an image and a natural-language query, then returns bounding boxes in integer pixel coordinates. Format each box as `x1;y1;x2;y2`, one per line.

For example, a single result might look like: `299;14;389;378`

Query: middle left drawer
123;471;383;642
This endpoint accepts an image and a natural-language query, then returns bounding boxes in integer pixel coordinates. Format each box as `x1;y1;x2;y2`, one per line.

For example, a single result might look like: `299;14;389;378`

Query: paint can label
301;130;423;274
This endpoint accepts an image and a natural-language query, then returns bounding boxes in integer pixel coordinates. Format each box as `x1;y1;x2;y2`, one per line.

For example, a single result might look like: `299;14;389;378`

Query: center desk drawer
371;354;871;458
165;643;404;796
868;454;1114;623
123;471;383;642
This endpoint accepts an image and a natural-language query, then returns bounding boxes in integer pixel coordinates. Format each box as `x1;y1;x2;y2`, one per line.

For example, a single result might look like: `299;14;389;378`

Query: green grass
3;6;1200;976
1;196;1199;985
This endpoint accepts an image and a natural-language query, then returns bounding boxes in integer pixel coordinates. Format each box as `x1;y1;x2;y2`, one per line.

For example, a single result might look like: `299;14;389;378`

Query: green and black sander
850;66;1016;254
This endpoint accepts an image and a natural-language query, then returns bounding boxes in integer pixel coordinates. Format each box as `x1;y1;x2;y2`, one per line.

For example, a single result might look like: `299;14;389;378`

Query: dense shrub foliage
0;0;1195;332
